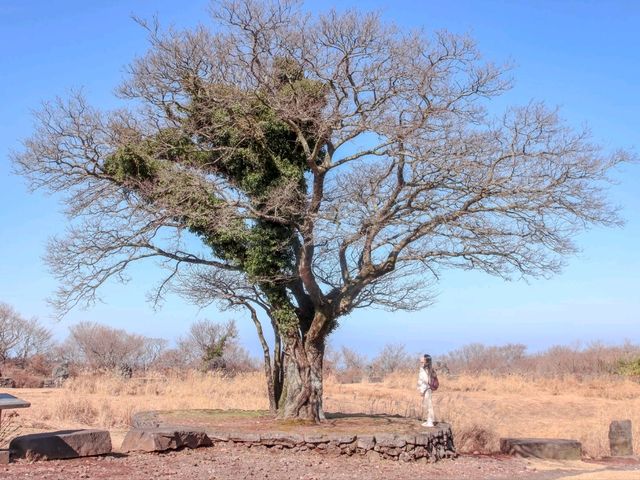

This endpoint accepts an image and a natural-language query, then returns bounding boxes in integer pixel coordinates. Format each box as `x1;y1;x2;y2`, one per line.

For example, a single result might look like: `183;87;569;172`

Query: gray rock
399;451;415;462
374;433;406;449
356;435;375;450
10;429;112;461
303;433;329;444
51;362;70;387
228;432;261;443
609;420;634;456
332;434;356;444
500;438;581;460
121;428;212;452
206;430;230;442
398;434;416;445
365;449;382;462
260;432;304;446
414;433;432;447
0;449;9;465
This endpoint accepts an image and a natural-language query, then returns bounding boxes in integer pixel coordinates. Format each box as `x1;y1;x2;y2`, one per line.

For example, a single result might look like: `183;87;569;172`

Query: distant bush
331;346;367;383
438;340;640;377
155;319;256;374
617;357;640;376
66;321;167;373
371;343;414;377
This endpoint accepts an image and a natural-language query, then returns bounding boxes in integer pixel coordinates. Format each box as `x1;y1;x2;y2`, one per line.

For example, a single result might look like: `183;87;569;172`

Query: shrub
0;411;20;448
618;357;640;376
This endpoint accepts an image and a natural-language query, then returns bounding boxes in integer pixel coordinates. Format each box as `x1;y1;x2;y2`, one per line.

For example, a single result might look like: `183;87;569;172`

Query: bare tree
67;321;165;372
177;318;238;370
138;337;168;371
13;318;53;366
13;0;631;420
372;343;414;376
0;303;22;364
0;302;52;365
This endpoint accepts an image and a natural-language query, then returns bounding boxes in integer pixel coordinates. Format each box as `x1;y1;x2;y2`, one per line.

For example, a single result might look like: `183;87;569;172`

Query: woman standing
417;354;438;427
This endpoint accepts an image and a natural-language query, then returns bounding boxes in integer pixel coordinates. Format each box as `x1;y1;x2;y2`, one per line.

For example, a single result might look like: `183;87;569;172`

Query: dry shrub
28;354;52;377
55;398;98;425
334;370;363;384
0;411;20;448
454;424;498;453
9;369;43;388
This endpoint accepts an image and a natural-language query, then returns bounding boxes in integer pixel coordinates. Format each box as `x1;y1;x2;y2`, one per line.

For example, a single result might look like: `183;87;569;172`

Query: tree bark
277;332;326;422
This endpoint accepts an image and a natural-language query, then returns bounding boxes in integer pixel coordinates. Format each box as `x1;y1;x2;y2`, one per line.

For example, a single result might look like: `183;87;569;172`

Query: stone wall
131;413;454;462
203;430;456;462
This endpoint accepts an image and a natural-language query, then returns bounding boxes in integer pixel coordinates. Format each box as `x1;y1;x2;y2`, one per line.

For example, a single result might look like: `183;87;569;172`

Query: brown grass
9;370;640;457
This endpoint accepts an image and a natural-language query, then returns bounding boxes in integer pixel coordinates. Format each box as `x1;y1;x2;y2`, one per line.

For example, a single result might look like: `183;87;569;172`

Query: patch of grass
164;409;269;420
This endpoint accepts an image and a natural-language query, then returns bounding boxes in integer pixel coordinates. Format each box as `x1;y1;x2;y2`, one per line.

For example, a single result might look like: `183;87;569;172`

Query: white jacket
417;367;431;394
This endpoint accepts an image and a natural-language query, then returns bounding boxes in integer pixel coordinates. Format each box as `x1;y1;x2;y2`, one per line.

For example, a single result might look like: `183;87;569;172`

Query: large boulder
121;428;212;452
500;437;581;460
10;429;112;461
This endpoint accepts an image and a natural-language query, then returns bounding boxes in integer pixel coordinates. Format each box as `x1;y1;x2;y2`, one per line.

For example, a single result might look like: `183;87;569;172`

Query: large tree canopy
14;0;629;420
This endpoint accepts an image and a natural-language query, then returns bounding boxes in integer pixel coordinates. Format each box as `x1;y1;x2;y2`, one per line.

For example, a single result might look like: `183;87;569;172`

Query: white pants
422;389;435;424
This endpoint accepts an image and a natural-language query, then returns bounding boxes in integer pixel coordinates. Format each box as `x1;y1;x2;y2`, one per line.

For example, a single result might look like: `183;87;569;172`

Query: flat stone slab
121;428;212;452
500;437;582;460
0;393;30;409
10;429;112;461
0;449;9;465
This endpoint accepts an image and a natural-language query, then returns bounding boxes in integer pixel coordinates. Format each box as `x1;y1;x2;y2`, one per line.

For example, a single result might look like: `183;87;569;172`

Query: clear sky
1;1;638;357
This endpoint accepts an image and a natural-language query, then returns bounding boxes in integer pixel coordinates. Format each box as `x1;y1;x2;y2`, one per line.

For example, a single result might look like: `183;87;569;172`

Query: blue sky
1;1;638;357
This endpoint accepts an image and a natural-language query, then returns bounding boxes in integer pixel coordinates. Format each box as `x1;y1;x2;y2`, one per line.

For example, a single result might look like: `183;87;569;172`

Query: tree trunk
277;333;326;421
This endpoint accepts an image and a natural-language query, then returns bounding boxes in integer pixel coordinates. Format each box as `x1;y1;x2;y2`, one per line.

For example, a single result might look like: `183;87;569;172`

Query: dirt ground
4;442;640;480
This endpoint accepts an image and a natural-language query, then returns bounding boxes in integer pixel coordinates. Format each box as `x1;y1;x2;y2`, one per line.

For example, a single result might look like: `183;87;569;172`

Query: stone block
399;451;415;462
356;435;375;450
500;438;581;460
374;433;406;448
414;433;432;447
228;432;261;443
260;432;304;446
0;449;9;464
10;430;112;461
332;434;356;444
121;429;212;453
206;430;229;442
609;420;634;456
303;433;329;444
398;434;416;445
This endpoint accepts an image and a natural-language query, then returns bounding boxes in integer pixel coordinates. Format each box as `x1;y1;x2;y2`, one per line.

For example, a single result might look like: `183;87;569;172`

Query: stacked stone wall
207;429;455;462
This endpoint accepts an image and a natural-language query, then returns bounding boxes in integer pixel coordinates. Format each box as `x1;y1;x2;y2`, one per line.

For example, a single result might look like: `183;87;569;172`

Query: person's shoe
421;421;434;427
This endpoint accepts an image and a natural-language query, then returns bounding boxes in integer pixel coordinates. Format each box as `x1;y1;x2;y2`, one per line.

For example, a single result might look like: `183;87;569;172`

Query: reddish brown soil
2;443;568;480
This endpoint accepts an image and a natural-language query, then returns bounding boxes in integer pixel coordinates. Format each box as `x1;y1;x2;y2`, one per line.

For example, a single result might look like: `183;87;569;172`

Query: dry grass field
5;371;640;457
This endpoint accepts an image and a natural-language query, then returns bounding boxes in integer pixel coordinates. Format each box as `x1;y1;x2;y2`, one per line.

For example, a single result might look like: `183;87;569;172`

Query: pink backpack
429;371;439;391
